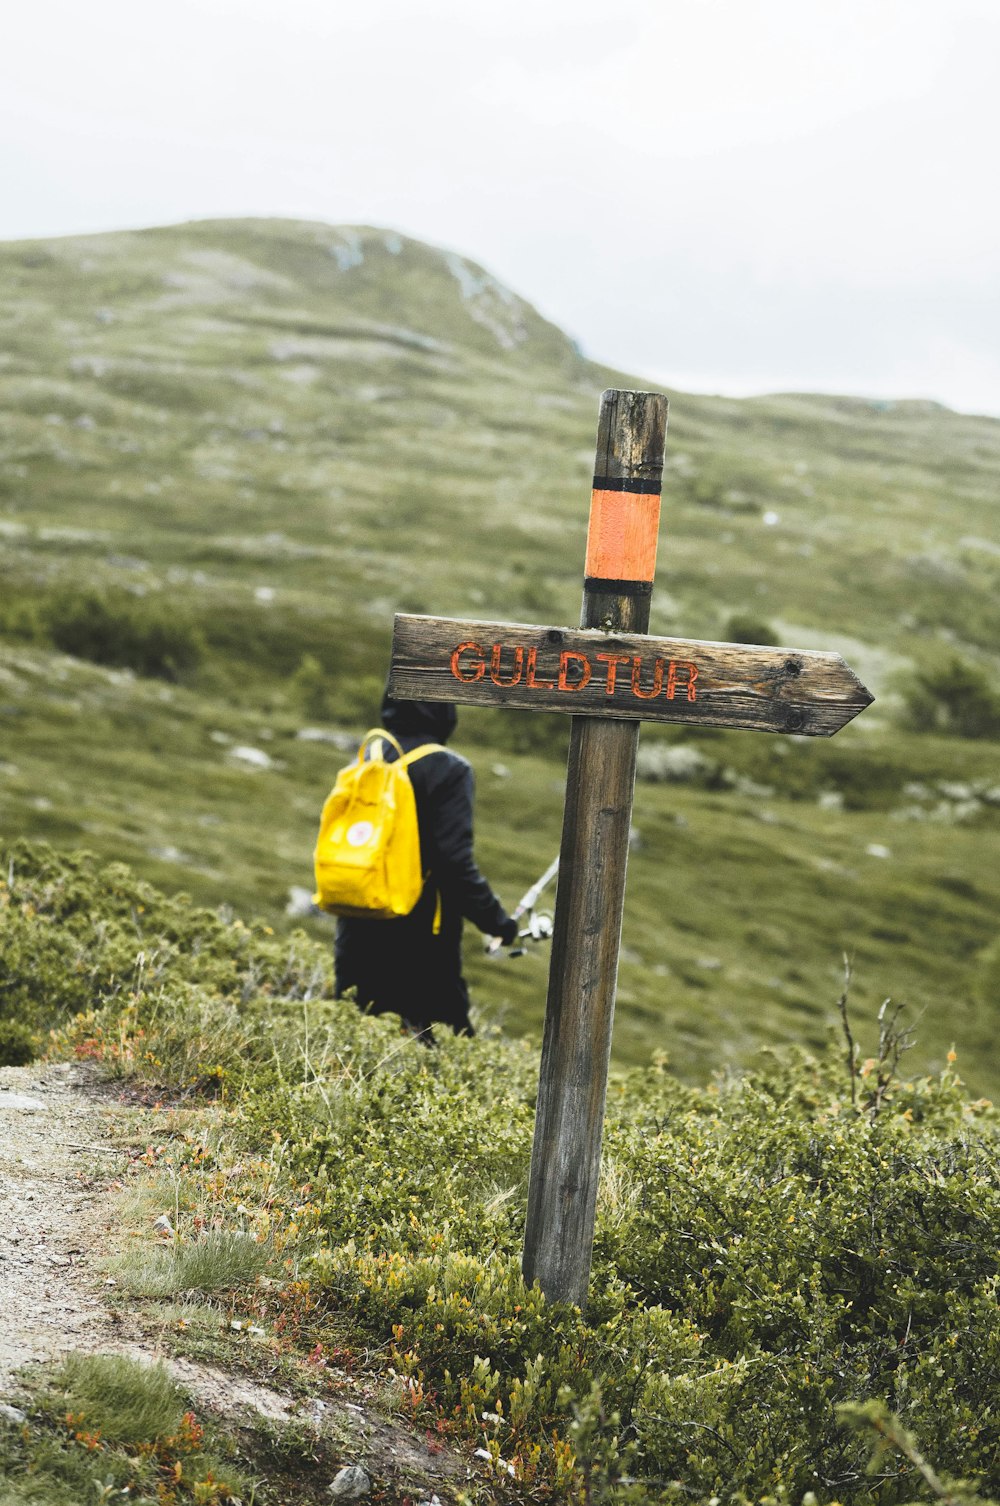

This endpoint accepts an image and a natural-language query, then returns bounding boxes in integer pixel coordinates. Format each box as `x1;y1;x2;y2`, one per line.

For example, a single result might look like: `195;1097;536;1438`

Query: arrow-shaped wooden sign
390;614;873;736
384;389;875;1310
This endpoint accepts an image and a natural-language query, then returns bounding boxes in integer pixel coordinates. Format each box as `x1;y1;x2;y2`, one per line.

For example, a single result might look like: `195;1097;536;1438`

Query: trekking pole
486;855;559;956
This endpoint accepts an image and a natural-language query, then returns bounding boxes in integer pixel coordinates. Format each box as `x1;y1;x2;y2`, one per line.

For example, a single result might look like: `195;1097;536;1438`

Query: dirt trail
0;1062;465;1503
0;1061;124;1389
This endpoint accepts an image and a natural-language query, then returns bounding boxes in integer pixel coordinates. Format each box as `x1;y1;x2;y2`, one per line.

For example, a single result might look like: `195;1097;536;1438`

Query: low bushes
47;587;204;680
0;583;204;680
0;840;332;1065
5;840;1000;1503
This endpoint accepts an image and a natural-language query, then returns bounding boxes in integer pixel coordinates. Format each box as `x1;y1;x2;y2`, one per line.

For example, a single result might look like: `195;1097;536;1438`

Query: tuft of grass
117;1228;275;1298
0;1353;251;1505
42;1352;185;1446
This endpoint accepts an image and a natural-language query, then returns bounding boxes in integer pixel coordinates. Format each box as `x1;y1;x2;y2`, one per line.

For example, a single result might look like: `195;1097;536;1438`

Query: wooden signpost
389;389;873;1309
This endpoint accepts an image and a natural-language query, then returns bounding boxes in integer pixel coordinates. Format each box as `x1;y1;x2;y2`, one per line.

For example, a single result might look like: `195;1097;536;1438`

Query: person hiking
333;688;519;1039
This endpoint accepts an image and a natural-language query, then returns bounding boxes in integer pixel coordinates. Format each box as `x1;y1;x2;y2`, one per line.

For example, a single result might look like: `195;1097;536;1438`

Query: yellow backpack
312;729;445;918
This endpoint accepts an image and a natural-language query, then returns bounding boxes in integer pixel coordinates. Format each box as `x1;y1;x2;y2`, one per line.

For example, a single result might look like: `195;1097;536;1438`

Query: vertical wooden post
521;390;668;1307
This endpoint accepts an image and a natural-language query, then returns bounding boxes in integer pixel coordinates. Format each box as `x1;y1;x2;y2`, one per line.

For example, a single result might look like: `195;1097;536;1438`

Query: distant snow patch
443;253;529;350
383;233;403;255
328;231;365;271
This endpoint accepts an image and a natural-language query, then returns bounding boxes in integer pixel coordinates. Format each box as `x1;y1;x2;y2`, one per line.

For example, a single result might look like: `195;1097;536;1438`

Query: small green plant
289;651;332;720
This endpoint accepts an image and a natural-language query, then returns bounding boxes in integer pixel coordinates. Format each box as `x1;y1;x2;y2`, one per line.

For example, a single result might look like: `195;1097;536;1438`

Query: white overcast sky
3;0;999;415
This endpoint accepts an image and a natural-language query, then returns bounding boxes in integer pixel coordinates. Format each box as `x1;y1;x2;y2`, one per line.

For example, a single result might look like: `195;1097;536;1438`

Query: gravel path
0;1061;125;1391
0;1061;465;1502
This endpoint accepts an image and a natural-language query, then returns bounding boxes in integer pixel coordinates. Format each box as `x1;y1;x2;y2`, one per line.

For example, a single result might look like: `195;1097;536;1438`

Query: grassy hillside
1;218;999;1091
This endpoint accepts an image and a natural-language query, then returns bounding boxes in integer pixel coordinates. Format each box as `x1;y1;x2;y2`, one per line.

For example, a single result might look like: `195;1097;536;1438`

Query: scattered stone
818;790;844;811
723;772;775;799
474;1446;516;1477
152;1214;174;1238
296;728;358;750
490;762;511;778
229;745;273;771
0;1403;26;1424
230;1321;266;1337
0;1093;46;1112
148;845;189;865
636;742;715;783
328;1464;371;1500
865;843;892;860
286;886;320;919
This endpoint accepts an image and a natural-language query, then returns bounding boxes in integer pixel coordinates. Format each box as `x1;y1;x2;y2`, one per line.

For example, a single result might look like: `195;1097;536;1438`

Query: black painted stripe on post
590;475;663;494
582;577;654;597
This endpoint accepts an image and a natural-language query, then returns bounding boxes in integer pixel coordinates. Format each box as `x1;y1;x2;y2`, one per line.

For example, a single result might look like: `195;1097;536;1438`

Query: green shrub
0;1018;36;1065
0;593;45;644
975;934;1000;1009
46;588;204;680
724;612;779;646
899;654;1000;740
0;840;333;1058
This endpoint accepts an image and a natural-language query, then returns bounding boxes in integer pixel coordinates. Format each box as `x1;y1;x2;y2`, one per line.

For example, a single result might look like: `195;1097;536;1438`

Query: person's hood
381;687;457;743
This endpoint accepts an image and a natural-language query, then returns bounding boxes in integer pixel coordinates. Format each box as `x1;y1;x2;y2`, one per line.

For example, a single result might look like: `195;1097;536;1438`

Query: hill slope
1;218;999;1090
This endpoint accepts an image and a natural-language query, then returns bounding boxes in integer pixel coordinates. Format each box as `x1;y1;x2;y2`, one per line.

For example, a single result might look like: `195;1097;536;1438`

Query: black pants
334;915;475;1036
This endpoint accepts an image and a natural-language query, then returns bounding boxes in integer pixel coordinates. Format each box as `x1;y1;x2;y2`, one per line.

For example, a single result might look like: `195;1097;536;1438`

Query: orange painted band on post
584;488;661;584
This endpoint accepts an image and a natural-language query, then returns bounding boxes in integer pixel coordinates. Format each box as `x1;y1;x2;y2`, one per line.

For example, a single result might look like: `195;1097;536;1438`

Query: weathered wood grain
389;614;874;736
519;390;666;1307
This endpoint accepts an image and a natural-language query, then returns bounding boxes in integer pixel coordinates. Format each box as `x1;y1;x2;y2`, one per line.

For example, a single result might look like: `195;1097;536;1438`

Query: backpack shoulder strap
397;742;447;770
360;728;403;763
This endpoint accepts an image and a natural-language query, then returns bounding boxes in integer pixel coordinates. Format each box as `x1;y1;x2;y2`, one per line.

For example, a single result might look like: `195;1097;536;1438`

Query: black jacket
334;694;514;1033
